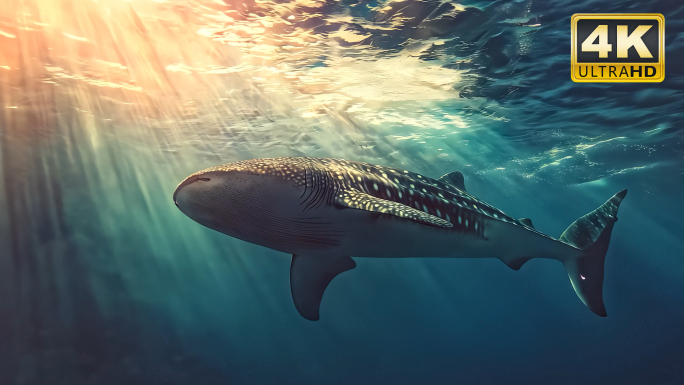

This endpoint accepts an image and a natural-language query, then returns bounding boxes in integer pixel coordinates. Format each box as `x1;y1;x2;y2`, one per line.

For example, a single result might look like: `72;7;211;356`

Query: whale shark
173;157;626;320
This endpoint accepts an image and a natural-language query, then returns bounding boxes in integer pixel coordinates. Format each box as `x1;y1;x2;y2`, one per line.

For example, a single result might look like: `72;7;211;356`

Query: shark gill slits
286;158;493;237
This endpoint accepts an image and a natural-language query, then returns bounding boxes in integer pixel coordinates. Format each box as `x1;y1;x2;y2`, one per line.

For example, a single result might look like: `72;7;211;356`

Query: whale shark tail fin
559;189;627;317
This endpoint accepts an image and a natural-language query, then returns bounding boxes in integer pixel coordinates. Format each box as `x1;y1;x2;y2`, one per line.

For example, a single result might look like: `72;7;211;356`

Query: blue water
1;0;683;384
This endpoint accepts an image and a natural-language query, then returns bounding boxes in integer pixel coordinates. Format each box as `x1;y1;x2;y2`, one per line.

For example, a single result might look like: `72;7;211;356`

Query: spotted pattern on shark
311;158;555;239
178;157;550;240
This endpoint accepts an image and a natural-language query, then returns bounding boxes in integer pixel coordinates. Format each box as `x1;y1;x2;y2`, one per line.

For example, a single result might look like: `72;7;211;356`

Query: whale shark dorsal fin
290;254;356;321
519;218;534;228
335;190;453;228
438;171;466;192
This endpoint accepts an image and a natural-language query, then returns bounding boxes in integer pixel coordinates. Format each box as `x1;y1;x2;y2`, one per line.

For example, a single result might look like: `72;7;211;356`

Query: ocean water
1;0;683;384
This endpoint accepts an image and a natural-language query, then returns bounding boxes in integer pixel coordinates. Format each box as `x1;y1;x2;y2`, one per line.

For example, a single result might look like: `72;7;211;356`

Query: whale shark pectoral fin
334;190;453;228
438;171;466;192
290;254;356;321
519;218;534;228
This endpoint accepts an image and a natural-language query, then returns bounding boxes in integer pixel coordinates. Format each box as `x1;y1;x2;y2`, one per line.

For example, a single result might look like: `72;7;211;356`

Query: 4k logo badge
571;14;665;82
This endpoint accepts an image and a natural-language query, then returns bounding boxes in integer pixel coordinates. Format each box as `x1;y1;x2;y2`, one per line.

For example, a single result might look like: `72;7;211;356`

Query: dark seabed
1;0;683;384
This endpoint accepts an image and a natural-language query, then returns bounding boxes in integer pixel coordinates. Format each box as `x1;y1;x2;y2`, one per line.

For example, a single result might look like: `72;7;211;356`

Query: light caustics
0;0;469;153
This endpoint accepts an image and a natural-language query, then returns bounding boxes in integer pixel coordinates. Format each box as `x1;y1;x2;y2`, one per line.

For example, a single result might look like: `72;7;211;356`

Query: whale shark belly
316;206;578;261
316;206;489;259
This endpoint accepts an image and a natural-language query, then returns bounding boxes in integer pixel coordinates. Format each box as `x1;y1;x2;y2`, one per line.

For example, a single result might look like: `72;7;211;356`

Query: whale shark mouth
185;191;343;250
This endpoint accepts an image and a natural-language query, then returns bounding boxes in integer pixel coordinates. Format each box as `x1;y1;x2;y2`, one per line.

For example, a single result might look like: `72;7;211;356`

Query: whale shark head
173;158;340;251
173;158;307;229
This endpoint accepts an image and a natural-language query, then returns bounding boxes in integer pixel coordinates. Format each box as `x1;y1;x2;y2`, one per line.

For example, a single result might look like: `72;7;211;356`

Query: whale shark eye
198;177;211;181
